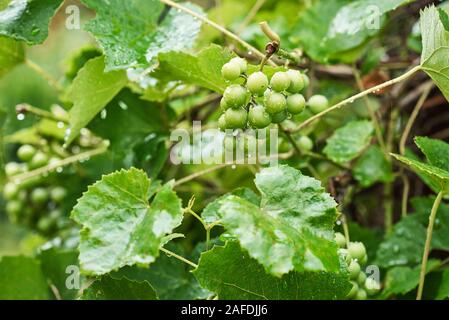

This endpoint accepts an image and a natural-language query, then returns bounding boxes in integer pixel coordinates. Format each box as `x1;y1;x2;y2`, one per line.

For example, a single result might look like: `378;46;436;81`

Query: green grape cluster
218;57;329;131
335;232;381;300
3;143;70;235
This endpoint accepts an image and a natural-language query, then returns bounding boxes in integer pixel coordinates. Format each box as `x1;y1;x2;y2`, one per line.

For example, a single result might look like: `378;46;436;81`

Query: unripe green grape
302;74;310;88
224;108;248;129
31;188;49;204
247;72;269;96
355;289;367;300
270;72;291;92
5;162;22;177
49;209;62;220
271;110;288;124
17;144;37;162
308;95;329;114
6;200;22;216
348;260;361;280
3;183;20;200
29;152;49;169
365;278;381;296
297;136;314;152
218;114;227;131
286;70;305;93
37;216;55;233
286;94;306;114
248;105;272;129
223;85;248;108
357;271;367;285
347;281;358;299
264;92;286;114
220;97;231;111
335;232;346;248
221;62;241;81
348;242;367;262
360;254;368;266
50;187;67;203
230;57;247;73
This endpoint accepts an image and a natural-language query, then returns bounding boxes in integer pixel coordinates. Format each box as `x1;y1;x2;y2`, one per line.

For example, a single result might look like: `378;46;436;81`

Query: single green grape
221;62;241;81
286;94;306;114
347;281;359;299
224;108;248;129
218;114;227;131
230;57;247;73
270;110;288;124
355;289;367;300
270;72;291;92
335;232;346;248
29;152;49;169
360;254;368;266
3;183;19;200
308;95;329;114
264;91;287;114
247;72;269;96
5;162;22;177
37;216;55;233
348;242;367;262
50;187;67;203
248;105;272;129
357;272;367;285
286;70;304;93
17;144;37;162
223;85;248;108
6;200;22;216
31;188;49;205
348;260;361;280
220;97;231;111
302;74;310;88
297;136;314;152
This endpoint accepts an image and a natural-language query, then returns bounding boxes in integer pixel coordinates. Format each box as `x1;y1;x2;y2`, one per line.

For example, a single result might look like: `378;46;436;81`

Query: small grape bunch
335;232;381;300
219;57;329;131
2;144;69;236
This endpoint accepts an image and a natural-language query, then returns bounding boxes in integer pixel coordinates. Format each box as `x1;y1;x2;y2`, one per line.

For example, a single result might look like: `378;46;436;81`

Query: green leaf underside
193;241;351;300
0;0;64;45
0;36;24;77
376;197;449;268
71;168;183;275
353;145;394;187
381;259;440;298
81;275;158;300
391;153;449;193
420;5;449;102
153;45;233;93
0;256;50;300
324;120;374;164
66;56;128;144
81;0;202;71
203;166;340;276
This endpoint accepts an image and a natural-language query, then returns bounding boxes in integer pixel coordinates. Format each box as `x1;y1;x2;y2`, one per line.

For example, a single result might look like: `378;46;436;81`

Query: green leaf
112;243;211;300
438;7;449;31
0;0;64;45
323;120;374;164
420;5;449;102
38;248;79;300
81;0;203;71
0;256;50;299
436;268;449;299
81;275;157;300
153;45;233;93
376;197;449;268
381;259;440;298
203;166;340;276
0;36;24;78
391;153;449;193
193;241;351;300
353;145;394;187
66;56;128;145
71;168;183;275
415;136;449;172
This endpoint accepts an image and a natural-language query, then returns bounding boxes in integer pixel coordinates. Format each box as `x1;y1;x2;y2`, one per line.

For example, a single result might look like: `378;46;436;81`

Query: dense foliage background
1;0;449;300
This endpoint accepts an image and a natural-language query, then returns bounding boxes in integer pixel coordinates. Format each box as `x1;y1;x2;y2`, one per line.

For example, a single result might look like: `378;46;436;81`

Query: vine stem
174;163;231;187
15;103;69;123
159;0;274;66
10;143;109;184
288;65;422;133
160;247;198;269
25;59;63;93
417;190;444;300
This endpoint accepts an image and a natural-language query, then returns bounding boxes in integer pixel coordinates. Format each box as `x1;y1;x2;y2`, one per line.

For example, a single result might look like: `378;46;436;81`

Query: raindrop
31;26;40;36
56;167;63;173
248;51;253;55
336;220;342;225
100;109;107;119
57;121;65;129
17;113;25;121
